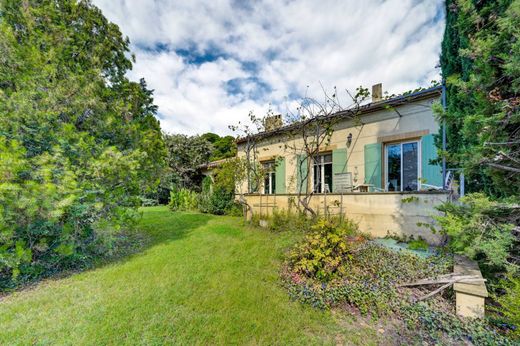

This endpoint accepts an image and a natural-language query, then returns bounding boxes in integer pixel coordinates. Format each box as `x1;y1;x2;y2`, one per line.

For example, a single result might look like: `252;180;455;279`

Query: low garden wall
241;191;449;245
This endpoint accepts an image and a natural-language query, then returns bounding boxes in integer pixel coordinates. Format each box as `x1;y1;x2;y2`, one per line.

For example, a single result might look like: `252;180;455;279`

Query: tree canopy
200;132;237;161
160;132;237;194
0;0;165;288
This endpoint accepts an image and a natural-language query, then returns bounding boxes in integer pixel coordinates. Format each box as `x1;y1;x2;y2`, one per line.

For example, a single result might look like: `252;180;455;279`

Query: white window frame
312;153;332;193
384;140;422;192
263;161;276;194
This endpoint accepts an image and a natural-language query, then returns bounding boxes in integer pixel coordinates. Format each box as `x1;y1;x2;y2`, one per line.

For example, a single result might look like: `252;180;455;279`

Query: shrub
287;219;362;281
197;161;242;216
140;197;159;207
408;237;429;251
432;193;516;274
267;209;314;233
224;202;244;217
281;217;517;344
283;217;453;312
428;193;520;342
197;176;213;213
168;189;198;211
494;275;520;339
207;186;235;215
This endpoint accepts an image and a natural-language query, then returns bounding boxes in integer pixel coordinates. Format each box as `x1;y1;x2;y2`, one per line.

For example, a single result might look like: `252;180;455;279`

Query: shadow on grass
0;208;213;297
93;208;215;269
138;208;214;244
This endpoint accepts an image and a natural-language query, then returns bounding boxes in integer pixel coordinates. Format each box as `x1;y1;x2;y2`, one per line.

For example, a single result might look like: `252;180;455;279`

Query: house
235;84;449;244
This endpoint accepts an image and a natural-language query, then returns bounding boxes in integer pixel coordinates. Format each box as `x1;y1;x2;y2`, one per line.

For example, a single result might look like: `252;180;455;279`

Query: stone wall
242;191;448;245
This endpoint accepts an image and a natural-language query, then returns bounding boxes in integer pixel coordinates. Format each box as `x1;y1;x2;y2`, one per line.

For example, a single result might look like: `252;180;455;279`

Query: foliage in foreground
431;193;519;335
281;216;514;345
494;275;520;339
440;2;519;334
0;1;165;289
287;219;362;282
402;304;514;345
433;194;517;273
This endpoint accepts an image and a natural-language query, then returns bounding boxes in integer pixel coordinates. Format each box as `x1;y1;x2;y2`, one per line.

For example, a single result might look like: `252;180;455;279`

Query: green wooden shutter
364;143;382;189
296;155;308;193
275;157;286;194
333;148;348;174
332;148;348;192
421;134;443;188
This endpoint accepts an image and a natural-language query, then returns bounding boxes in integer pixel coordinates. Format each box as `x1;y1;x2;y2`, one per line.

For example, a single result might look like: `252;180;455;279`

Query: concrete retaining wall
242;191;448;244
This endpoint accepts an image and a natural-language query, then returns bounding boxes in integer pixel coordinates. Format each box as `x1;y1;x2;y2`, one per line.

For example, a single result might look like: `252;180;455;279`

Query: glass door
386;143;401;191
402;142;419;191
385;141;420;191
312;153;333;193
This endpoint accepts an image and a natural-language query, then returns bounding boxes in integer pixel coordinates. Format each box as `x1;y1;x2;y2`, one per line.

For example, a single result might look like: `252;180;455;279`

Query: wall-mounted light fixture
346;133;353;148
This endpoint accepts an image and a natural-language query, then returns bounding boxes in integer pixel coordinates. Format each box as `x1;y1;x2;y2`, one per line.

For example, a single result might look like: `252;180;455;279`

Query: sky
92;0;445;136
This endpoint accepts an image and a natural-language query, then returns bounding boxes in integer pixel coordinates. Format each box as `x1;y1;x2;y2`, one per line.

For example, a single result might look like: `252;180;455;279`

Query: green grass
0;207;381;345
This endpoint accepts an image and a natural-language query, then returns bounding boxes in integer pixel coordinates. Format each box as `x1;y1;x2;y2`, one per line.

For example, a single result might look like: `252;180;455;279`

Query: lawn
0;206;382;345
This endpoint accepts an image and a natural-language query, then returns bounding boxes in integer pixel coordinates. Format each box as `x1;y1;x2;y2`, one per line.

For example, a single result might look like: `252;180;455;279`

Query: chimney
372;83;383;102
264;114;283;131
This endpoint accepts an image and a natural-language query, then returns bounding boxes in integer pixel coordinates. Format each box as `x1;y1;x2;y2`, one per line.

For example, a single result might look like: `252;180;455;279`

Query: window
263;161;276;194
385;141;420;191
312;153;333;193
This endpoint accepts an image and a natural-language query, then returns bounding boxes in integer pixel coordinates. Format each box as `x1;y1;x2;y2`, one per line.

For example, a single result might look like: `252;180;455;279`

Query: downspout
441;80;447;189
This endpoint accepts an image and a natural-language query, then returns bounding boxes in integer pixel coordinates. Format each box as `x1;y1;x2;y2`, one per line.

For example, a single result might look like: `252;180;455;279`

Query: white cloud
93;0;445;135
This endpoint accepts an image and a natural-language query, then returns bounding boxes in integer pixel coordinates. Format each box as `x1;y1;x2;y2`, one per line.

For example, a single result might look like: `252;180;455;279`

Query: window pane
323;154;332;164
264;175;270;194
271;172;276;193
324;163;333;193
387;144;401;191
313;164;321;193
263;161;274;172
402;142;418;191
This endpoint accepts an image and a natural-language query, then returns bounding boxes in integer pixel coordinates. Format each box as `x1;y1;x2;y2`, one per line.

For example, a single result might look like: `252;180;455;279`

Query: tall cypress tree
440;0;519;197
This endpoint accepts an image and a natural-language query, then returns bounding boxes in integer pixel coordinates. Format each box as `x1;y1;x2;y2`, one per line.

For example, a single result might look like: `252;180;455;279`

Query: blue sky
93;0;445;135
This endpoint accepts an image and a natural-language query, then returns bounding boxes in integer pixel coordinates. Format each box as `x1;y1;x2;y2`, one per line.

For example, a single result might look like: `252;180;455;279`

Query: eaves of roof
236;86;442;144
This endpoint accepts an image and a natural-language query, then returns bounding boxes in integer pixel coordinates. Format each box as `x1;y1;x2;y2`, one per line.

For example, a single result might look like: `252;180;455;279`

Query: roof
198;158;229;171
236;85;442;144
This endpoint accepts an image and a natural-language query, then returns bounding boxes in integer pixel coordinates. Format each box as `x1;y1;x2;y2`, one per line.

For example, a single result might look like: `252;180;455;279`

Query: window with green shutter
262;161;276;194
333;148;348;175
421;134;442;188
275;157;286;194
332;148;351;192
